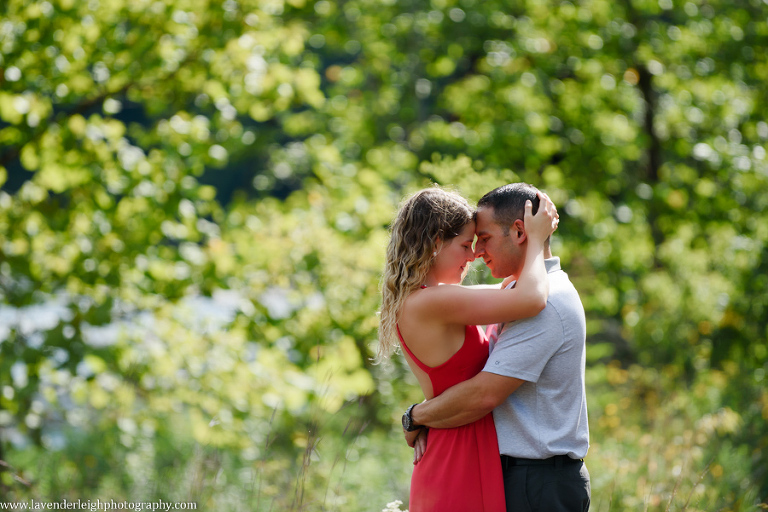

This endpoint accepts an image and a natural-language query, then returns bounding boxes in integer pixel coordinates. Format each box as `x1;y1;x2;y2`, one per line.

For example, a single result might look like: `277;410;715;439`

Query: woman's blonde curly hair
377;186;474;362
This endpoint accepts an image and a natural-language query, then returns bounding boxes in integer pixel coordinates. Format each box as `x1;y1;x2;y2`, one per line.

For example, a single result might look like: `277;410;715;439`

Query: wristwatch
402;403;424;432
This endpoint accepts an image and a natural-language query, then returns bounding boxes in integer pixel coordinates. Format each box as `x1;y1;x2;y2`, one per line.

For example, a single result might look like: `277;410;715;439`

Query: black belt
501;454;583;470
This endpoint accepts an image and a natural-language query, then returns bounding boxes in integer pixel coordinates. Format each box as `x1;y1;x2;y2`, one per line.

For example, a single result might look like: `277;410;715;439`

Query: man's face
474;206;522;279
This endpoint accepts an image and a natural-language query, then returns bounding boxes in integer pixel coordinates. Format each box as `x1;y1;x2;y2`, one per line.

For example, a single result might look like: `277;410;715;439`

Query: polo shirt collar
545;257;561;273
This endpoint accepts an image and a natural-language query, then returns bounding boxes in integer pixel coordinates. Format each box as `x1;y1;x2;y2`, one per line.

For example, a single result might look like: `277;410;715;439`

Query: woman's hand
524;191;559;245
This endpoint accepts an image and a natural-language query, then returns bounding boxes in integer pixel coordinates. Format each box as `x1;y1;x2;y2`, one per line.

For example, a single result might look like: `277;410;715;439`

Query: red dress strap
396;324;432;372
396;285;433;372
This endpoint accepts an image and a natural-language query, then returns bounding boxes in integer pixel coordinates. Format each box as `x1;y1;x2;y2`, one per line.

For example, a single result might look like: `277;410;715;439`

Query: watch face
402;413;409;429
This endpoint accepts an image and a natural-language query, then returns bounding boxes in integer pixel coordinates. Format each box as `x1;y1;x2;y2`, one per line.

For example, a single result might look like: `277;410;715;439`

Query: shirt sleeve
482;303;564;382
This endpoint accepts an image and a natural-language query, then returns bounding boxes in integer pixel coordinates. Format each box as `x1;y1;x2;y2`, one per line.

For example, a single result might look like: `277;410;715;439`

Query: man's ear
512;219;526;245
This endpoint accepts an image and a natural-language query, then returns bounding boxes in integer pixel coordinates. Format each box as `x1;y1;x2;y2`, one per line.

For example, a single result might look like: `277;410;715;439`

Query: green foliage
586;362;766;510
1;0;767;508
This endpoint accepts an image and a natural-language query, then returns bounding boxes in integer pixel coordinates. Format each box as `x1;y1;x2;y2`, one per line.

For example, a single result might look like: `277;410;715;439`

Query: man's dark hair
477;183;541;234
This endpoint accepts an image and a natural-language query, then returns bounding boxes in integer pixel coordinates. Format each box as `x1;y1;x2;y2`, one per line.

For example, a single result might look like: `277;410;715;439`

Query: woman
378;186;558;512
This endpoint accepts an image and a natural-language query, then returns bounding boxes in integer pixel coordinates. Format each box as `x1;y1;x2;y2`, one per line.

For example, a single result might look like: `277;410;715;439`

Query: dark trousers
501;455;591;512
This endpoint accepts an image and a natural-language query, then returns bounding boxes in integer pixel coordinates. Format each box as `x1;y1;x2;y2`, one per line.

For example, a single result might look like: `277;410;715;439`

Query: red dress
398;324;505;512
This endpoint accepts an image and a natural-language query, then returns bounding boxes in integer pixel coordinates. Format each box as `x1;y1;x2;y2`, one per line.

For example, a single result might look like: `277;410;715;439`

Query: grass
1;364;767;511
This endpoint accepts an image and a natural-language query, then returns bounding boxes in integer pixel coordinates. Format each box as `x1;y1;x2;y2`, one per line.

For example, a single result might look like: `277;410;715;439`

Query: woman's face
430;221;476;285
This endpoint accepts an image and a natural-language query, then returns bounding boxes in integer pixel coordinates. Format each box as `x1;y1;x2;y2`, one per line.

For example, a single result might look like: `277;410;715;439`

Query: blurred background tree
1;0;766;509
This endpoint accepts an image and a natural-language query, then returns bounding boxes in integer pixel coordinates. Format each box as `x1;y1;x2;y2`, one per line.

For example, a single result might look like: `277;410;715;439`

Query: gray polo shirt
483;257;589;460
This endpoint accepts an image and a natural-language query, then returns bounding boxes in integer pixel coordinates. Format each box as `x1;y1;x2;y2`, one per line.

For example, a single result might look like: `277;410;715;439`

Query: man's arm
411;371;525;429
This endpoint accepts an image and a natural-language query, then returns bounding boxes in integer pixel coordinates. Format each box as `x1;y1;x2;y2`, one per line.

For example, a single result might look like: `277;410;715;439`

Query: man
403;183;591;511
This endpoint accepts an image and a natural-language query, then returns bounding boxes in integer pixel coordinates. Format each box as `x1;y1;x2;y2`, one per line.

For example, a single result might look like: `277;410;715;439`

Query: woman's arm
462;284;505;290
511;192;555;313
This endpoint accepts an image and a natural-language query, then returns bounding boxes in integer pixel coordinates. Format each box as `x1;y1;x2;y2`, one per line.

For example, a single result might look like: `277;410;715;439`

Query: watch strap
403;403;424;432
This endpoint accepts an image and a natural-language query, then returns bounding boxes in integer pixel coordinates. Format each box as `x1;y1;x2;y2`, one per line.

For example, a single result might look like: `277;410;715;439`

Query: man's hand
501;275;517;289
404;426;422;448
403;401;428;463
410;428;428;465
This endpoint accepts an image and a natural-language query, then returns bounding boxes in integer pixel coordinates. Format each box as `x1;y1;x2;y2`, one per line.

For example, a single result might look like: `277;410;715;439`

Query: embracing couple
379;183;590;512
